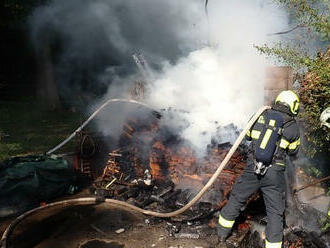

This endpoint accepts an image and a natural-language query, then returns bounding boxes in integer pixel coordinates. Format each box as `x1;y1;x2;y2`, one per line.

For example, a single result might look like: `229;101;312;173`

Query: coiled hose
1;99;270;248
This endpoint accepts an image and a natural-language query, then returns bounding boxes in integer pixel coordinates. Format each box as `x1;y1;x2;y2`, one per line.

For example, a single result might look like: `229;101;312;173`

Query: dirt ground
2;203;225;248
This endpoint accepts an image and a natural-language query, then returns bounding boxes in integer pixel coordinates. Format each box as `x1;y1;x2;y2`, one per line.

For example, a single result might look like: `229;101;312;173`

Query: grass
0;97;82;161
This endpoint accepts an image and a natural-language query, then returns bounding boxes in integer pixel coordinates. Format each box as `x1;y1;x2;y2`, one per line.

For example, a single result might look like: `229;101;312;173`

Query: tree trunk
36;43;61;110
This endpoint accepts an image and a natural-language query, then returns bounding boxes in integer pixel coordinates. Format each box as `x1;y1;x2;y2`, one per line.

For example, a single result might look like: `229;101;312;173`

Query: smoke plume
30;0;289;152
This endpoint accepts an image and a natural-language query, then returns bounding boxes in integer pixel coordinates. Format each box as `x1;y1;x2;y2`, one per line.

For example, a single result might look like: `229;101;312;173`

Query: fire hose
46;99;154;155
1;100;270;247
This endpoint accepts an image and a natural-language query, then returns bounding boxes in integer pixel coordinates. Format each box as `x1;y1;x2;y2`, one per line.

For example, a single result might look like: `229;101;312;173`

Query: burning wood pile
89;125;248;211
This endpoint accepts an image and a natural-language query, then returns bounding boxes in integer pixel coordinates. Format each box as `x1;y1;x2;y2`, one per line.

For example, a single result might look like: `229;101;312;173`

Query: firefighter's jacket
245;104;300;166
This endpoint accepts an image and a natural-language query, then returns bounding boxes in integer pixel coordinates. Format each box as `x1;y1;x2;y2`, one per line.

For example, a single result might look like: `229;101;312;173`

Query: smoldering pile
87;113;248;219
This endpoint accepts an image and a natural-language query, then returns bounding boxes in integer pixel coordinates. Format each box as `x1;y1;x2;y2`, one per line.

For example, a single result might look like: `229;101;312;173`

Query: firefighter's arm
287;137;300;155
280;121;300;156
245;113;265;141
245;114;254;141
246;128;253;141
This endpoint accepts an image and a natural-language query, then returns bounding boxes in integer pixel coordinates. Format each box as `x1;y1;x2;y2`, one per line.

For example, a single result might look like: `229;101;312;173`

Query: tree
0;0;60;109
256;0;330;158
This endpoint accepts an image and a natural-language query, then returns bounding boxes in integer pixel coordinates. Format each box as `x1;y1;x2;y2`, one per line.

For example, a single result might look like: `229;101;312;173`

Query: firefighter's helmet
275;90;300;115
320;107;330;128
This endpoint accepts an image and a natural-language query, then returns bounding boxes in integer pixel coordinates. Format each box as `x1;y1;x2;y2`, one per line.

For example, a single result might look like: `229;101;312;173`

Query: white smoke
31;0;289;152
143;0;289;151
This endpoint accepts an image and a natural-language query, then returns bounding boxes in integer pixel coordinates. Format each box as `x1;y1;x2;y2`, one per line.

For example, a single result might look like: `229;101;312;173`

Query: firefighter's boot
217;225;231;243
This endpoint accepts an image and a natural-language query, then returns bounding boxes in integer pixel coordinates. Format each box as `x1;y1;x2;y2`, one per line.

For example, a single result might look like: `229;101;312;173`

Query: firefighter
217;90;301;248
319;106;330;232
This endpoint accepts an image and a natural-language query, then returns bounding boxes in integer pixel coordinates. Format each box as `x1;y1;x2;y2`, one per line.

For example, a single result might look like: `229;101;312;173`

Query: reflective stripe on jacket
245;105;300;166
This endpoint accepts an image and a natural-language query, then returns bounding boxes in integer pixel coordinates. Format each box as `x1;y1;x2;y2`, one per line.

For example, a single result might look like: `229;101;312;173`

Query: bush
256;0;330;158
299;49;330;157
0;143;22;161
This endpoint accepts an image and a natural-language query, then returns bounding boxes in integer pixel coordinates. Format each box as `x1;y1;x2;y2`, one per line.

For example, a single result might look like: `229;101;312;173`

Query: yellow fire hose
1;100;270;248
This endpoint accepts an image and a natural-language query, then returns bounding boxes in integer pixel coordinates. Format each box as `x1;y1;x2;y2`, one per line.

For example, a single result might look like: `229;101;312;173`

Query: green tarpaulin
0;155;75;217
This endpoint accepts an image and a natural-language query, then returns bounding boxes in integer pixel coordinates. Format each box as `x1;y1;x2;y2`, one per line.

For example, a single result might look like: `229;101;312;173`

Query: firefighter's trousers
219;162;286;246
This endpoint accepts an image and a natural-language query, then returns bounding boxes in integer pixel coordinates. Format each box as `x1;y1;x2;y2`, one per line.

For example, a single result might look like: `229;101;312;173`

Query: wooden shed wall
264;66;294;105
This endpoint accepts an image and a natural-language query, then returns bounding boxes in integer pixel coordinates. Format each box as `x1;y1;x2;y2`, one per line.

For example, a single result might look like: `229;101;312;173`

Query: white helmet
320;107;330;128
